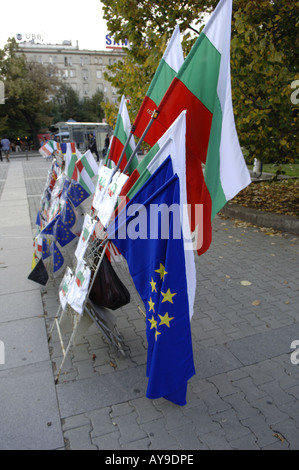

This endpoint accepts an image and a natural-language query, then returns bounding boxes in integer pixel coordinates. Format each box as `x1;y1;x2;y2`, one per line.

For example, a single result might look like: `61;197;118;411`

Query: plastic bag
89;253;130;311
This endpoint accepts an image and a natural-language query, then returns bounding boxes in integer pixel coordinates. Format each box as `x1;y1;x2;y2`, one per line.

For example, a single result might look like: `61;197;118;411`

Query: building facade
18;40;125;103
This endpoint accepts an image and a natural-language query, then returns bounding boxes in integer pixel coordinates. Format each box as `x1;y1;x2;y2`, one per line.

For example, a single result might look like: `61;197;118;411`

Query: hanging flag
42;238;51;260
66;181;90;208
64;142;80;180
28;259;49;286
75;214;97;261
138;0;251;254
108;172;195;406
59;268;74;311
40;214;60;236
54;218;77;247
52;242;64;273
39;140;57;159
132;25;184;140
75;150;99;194
67;260;91;315
105;95;138;175
60;200;76;229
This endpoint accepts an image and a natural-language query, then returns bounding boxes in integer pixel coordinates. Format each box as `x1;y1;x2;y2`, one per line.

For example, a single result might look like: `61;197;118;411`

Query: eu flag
54;218;77;247
66;181;90;208
52;242;64;273
40;214;60;236
60;200;76;229
109;167;195;406
42;238;51;260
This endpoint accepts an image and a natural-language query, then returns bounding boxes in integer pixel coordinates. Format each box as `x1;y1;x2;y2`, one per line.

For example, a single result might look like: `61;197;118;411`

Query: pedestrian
15;139;21;152
88;133;100;162
105;133;110;152
1;136;11;162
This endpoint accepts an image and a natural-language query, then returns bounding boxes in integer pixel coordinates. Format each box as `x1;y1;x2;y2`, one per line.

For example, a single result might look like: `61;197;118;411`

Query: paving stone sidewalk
1;157;299;450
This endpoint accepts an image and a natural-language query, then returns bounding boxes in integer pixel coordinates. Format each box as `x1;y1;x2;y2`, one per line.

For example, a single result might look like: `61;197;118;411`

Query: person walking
1;137;11;162
88;133;100;162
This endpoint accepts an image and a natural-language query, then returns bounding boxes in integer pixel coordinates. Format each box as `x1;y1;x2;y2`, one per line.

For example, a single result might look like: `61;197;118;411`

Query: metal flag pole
122;110;159;175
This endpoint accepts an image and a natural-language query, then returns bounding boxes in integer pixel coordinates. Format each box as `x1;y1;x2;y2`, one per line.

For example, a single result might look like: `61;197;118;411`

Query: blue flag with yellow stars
54;218;77;247
109;169;195;406
60;200;76;229
52;242;64;273
42;238;51;260
40;214;60;236
66;181;90;208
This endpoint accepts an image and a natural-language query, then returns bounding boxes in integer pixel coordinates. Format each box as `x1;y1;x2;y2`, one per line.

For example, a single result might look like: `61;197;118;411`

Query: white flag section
76;150;99;195
75;214;97;261
97;171;129;228
67;260;91;315
92;166;115;212
59;267;74;311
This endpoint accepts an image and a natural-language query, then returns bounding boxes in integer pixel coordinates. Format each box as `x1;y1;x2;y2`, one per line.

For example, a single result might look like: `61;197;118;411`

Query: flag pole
122;110;159;175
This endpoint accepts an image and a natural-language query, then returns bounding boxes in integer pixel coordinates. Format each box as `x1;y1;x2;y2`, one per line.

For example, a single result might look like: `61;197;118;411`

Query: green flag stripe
147;59;177;107
178;34;221;114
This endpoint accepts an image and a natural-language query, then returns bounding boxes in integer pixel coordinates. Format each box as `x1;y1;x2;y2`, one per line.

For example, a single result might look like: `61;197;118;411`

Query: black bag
89;253;130;311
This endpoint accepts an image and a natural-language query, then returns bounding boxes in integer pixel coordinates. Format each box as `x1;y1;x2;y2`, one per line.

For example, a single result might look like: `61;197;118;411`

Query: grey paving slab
0;361;64;450
0;317;49;371
0;290;44;322
56;365;147;419
227;325;299;366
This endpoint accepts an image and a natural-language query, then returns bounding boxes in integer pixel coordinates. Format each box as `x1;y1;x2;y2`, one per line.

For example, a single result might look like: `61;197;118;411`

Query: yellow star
155;330;161;341
155;263;168;280
161;288;177;304
150;277;157;293
148;297;155;313
148;315;157;330
158;312;174;328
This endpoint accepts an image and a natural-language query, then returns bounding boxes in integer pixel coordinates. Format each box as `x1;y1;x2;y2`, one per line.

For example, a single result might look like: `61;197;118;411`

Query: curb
220;203;299;236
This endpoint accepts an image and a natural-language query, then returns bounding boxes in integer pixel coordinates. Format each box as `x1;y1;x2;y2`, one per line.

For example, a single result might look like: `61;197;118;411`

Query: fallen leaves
241;280;252;286
231;179;299;217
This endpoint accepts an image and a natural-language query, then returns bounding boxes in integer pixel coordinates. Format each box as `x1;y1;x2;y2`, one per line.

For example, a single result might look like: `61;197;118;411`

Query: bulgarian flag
105;95;138;175
132;25;184;140
138;0;251;255
64;142;80;180
75;150;99;194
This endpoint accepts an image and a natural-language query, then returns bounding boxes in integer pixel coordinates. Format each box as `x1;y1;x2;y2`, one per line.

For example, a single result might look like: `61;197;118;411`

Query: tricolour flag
105;95;138;175
138;0;251;255
63;143;81;180
75;150;99;194
108;168;195;406
132;25;184;139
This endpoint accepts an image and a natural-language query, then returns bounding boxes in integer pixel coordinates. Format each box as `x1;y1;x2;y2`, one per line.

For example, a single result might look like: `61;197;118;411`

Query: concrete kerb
221;203;299;236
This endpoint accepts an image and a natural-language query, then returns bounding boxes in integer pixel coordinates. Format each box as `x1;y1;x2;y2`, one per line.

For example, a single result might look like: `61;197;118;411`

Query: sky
0;0;110;51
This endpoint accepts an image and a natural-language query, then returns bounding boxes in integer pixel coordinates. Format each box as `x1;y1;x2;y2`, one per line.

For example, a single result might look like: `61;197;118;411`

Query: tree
0;38;60;149
101;0;298;163
51;84;105;123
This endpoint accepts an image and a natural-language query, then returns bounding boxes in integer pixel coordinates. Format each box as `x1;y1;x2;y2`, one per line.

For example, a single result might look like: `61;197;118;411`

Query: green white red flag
136;0;251;255
105;95;138;175
75;150;99;194
132;25;184;140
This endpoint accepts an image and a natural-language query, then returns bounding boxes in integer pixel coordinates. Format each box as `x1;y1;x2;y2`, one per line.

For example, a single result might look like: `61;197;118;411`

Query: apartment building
18;40;125;103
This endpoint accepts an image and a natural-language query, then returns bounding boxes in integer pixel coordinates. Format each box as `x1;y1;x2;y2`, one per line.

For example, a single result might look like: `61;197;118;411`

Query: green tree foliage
51;84;105;124
0;38;59;148
101;0;298;163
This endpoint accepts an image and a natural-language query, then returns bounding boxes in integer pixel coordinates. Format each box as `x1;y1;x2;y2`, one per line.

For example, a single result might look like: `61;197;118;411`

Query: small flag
105;95;138;175
52;242;64;273
54;219;77;247
40;214;60;236
28;259;49;286
66;181;90;208
42;238;51;260
60;200;76;229
75;150;99;194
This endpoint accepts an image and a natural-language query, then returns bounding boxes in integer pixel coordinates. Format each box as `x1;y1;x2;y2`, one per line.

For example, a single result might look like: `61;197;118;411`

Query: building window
69;69;76;78
82;69;88;80
96;70;102;79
